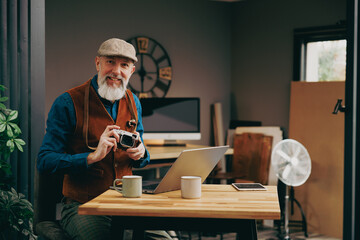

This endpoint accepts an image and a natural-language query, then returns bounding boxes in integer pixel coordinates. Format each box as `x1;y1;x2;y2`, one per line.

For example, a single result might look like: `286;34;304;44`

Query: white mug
113;175;142;198
181;176;202;199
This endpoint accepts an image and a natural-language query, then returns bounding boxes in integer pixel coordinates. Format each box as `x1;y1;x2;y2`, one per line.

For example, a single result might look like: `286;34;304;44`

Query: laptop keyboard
142;183;159;190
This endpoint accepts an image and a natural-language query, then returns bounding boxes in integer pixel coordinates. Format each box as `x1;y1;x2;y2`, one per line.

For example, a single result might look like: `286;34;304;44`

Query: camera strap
125;90;138;131
83;83;97;150
83;83;138;151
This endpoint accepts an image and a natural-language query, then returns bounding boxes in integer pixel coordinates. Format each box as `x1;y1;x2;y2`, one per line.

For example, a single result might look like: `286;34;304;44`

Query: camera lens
121;135;134;147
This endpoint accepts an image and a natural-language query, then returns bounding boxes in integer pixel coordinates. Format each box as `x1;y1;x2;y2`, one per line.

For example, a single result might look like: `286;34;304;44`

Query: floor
173;222;341;240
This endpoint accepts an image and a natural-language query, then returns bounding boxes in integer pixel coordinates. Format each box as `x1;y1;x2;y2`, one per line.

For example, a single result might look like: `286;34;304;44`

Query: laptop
142;145;229;194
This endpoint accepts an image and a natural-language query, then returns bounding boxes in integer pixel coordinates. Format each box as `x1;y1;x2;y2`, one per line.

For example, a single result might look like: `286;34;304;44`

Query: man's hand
125;132;145;161
87;125;120;165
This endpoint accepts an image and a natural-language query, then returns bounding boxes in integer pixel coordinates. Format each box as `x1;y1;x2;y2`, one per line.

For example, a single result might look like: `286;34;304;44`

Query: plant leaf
0;112;6;121
14;138;25;145
9;122;21;134
0;160;12;175
0;122;5;132
6;139;15;152
15;141;24;152
0;96;8;102
0;102;6;109
8;110;18;121
7;124;14;137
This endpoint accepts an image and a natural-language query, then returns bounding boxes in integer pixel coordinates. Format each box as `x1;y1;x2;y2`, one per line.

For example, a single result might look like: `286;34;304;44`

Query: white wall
45;0;232;146
231;0;346;133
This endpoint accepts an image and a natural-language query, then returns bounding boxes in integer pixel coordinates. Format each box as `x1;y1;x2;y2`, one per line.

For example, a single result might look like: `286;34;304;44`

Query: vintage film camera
114;129;140;150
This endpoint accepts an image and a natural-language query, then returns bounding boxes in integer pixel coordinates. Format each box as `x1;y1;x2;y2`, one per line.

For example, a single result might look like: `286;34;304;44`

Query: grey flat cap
97;38;138;62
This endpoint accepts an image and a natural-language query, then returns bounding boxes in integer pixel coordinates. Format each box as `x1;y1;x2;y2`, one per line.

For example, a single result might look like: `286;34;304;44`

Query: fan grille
271;139;311;187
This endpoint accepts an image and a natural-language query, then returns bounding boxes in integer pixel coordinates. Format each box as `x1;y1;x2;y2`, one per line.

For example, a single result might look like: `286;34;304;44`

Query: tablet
232;183;267;191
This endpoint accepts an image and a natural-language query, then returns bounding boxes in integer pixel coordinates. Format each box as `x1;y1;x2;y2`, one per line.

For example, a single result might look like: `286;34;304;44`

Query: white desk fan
271;139;312;239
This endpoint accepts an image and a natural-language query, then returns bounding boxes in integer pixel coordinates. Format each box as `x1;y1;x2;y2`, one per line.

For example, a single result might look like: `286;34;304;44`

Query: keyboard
142;183;159;190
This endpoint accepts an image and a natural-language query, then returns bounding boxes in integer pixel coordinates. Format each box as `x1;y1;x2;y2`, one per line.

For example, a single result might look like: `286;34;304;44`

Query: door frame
344;0;360;239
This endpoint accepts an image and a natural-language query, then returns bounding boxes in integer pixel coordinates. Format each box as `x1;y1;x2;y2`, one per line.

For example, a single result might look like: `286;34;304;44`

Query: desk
78;184;280;240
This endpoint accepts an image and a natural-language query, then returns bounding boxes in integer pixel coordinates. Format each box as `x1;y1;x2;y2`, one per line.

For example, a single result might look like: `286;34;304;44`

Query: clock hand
138;54;146;92
146;75;157;81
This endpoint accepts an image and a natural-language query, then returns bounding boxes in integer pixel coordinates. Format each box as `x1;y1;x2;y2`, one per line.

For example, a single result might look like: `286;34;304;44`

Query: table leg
132;229;145;240
110;224;124;240
236;220;258;240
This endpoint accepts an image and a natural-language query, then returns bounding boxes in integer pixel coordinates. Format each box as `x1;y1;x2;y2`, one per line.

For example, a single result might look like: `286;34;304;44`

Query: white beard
97;74;127;102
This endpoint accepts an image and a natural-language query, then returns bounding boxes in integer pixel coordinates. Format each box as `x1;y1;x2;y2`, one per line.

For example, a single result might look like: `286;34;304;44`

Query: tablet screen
232;183;267;191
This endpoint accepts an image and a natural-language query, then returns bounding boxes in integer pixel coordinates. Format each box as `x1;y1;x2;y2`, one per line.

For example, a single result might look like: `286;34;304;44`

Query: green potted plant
0;84;36;240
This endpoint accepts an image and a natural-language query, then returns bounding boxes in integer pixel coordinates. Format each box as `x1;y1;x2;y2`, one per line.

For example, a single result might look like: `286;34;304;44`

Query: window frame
293;23;347;81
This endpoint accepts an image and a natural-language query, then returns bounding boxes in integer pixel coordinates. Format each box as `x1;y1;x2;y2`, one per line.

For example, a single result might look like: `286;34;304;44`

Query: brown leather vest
63;79;138;203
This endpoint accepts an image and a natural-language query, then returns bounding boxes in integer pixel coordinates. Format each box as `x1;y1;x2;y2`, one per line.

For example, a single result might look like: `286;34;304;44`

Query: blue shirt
37;75;150;174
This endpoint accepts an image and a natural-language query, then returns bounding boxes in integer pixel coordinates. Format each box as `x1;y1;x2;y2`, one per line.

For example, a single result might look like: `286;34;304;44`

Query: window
293;23;347;82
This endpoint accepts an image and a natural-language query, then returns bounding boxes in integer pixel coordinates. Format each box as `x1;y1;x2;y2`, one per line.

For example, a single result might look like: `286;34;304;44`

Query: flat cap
97;38;138;62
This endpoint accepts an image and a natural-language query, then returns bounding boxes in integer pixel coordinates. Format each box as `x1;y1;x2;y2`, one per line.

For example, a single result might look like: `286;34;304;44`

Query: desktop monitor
140;98;201;142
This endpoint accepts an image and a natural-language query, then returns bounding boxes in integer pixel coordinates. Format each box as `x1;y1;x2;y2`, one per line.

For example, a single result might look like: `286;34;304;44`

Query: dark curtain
0;0;45;206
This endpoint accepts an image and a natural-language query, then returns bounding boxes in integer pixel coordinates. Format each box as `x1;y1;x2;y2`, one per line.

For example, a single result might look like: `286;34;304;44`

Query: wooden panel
78;185;280;220
232;133;273;184
289;81;344;238
234;127;283;185
212;103;226;173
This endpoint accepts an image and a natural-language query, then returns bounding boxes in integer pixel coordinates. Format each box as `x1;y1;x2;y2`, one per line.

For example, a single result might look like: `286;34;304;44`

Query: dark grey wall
45;0;231;146
46;0;346;145
231;0;346;132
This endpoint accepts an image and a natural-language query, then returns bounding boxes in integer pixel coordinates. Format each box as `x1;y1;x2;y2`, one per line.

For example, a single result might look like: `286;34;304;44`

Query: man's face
96;56;135;88
95;56;135;101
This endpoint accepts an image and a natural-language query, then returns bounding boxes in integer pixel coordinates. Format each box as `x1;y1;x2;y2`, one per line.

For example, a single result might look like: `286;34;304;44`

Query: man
37;38;172;240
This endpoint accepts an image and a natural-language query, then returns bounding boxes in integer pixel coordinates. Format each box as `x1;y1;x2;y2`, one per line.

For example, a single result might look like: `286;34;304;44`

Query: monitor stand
144;139;187;147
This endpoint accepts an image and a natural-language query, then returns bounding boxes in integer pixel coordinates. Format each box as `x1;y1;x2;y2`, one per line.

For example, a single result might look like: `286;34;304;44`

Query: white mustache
106;76;124;81
104;75;125;83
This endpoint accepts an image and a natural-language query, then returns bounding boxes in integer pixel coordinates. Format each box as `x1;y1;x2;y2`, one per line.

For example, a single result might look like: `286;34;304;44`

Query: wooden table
78;184;280;239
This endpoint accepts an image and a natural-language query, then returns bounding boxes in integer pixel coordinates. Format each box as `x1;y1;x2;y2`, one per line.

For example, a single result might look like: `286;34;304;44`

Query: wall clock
127;36;172;98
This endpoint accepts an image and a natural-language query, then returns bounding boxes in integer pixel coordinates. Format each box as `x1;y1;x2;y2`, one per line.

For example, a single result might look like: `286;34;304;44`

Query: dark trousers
60;200;172;240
